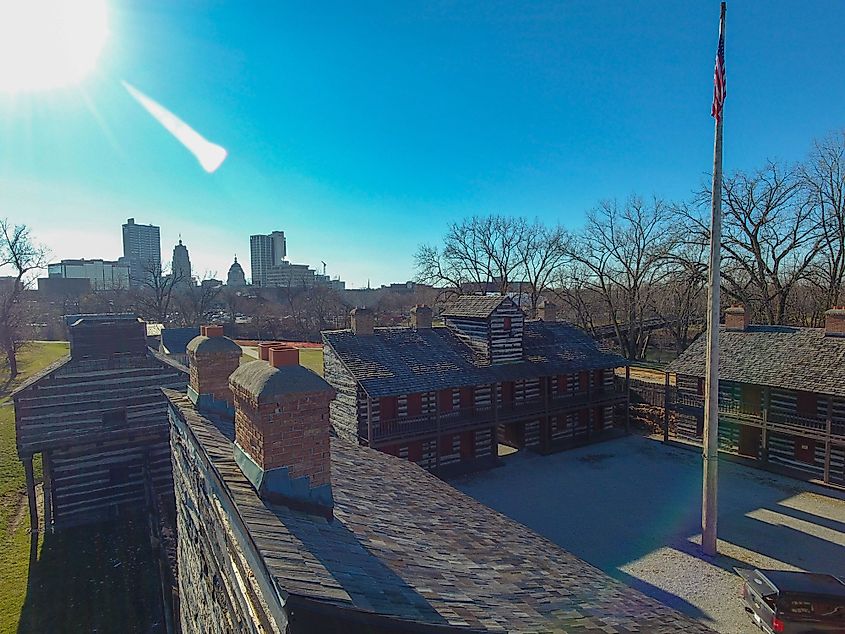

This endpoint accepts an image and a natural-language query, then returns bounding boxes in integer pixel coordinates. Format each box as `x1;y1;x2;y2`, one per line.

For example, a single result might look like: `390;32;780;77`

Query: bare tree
132;261;183;324
568;196;677;360
173;275;223;326
803;132;845;320
678;162;821;325
415;215;529;296
518;221;570;317
0;220;48;377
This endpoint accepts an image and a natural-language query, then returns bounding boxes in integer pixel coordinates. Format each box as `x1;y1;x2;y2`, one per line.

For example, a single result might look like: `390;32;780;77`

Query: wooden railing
367;387;627;446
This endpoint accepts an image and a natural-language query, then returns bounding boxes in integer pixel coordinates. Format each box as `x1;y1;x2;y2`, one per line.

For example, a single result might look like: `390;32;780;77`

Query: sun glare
0;0;109;94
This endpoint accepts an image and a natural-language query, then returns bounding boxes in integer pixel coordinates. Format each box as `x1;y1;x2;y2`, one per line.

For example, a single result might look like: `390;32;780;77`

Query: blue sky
1;1;843;287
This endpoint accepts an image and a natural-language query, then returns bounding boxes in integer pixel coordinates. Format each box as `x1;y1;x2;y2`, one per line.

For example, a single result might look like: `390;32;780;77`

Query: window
102;408;127;428
503;316;512;333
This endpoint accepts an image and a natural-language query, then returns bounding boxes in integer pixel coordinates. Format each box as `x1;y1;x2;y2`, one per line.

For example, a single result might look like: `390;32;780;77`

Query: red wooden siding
407;393;423;417
380;397;397;421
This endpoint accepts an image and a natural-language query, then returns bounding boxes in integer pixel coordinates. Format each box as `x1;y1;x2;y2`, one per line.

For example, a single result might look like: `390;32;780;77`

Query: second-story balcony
366;386;627;447
675;395;845;444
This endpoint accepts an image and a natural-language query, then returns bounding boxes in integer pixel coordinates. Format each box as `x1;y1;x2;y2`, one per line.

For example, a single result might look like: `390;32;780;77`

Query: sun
0;0;109;94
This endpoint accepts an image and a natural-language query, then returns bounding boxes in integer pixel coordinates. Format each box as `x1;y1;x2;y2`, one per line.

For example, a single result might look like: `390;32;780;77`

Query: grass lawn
239;347;324;376
298;348;324;376
0;342;67;633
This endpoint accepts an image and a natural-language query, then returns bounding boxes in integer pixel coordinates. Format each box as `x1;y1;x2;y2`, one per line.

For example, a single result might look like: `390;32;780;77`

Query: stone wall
169;408;285;634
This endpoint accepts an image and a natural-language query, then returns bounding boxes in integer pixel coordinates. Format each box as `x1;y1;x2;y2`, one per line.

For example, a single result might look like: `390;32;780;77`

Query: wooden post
23;456;39;534
663;372;670;443
761;408;768;464
586;372;592;440
366;396;373;448
434;391;441;470
624;366;631;434
43;451;53;530
491;383;499;455
824;417;832;485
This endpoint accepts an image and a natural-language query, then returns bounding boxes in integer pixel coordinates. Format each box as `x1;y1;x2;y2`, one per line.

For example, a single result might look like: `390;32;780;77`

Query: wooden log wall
488;303;525;365
322;344;360;443
443;316;493;363
14;352;186;527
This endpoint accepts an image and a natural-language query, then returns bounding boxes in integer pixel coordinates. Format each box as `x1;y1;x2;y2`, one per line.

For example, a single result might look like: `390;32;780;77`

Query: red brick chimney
350;307;374;336
724;306;749;331
186;325;242;409
824;307;845;337
229;352;335;516
410;304;432;329
538;301;557;322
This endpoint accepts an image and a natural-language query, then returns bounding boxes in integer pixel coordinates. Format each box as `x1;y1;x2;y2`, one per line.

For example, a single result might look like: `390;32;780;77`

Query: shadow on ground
18;512;164;634
451;434;845;633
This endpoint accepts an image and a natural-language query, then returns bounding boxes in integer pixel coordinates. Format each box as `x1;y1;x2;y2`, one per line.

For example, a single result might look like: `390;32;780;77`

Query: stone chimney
724;305;749;331
538;301;557;322
186;325;242;411
824;307;845;337
410;304;432;329
229;348;335;517
350;307;374;336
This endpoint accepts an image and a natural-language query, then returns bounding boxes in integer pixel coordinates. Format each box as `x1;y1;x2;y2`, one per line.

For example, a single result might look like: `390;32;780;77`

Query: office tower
122;218;161;287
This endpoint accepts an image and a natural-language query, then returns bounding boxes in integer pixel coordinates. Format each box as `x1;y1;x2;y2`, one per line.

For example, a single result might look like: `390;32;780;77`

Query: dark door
406;393;423;417
501;382;515;409
738;425;761;458
459;387;474;413
438;389;454;414
741;384;762;415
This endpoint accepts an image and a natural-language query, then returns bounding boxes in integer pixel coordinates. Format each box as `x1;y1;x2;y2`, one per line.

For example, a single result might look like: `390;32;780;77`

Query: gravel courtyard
451;435;845;634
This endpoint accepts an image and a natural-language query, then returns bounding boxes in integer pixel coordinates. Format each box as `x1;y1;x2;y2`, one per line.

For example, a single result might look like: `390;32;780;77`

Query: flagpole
702;1;726;557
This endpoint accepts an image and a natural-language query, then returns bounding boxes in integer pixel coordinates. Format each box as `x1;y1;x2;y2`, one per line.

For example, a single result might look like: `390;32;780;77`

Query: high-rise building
122;218;161;287
47;258;130;290
171;239;192;287
249;230;286;287
226;256;247;287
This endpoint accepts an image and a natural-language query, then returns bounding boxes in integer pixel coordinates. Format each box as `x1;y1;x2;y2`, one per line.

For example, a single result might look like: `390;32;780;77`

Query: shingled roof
323;322;627;398
166;390;713;633
441;295;511;319
666;325;845;398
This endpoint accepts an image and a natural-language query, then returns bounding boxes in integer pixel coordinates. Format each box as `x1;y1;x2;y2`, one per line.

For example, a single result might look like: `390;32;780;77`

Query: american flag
711;24;726;120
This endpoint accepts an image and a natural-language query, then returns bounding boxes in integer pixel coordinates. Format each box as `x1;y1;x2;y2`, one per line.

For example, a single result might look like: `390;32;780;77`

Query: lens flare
0;0;109;93
122;81;228;173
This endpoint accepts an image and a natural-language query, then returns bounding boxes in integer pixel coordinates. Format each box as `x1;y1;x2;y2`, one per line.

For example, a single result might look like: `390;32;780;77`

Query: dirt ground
451;435;845;634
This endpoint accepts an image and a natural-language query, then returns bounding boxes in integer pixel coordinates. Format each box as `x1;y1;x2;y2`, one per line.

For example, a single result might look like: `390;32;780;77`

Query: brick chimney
350;307;374;336
824;307;845;337
410;304;432;329
724;306;749;331
229;349;335;517
186;325;242;412
538;301;557;322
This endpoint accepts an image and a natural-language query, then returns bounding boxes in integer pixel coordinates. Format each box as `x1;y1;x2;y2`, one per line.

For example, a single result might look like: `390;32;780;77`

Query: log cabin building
322;296;629;473
13;314;187;529
666;306;845;486
164;331;711;633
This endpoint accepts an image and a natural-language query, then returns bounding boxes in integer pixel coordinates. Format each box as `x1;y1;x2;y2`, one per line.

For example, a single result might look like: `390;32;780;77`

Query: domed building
226;256;247;287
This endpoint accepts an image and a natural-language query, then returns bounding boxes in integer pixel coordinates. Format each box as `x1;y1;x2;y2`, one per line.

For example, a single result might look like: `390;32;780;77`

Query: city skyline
2;2;845;287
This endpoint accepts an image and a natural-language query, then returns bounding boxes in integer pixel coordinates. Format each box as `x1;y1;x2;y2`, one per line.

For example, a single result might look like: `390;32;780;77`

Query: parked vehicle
736;568;845;633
